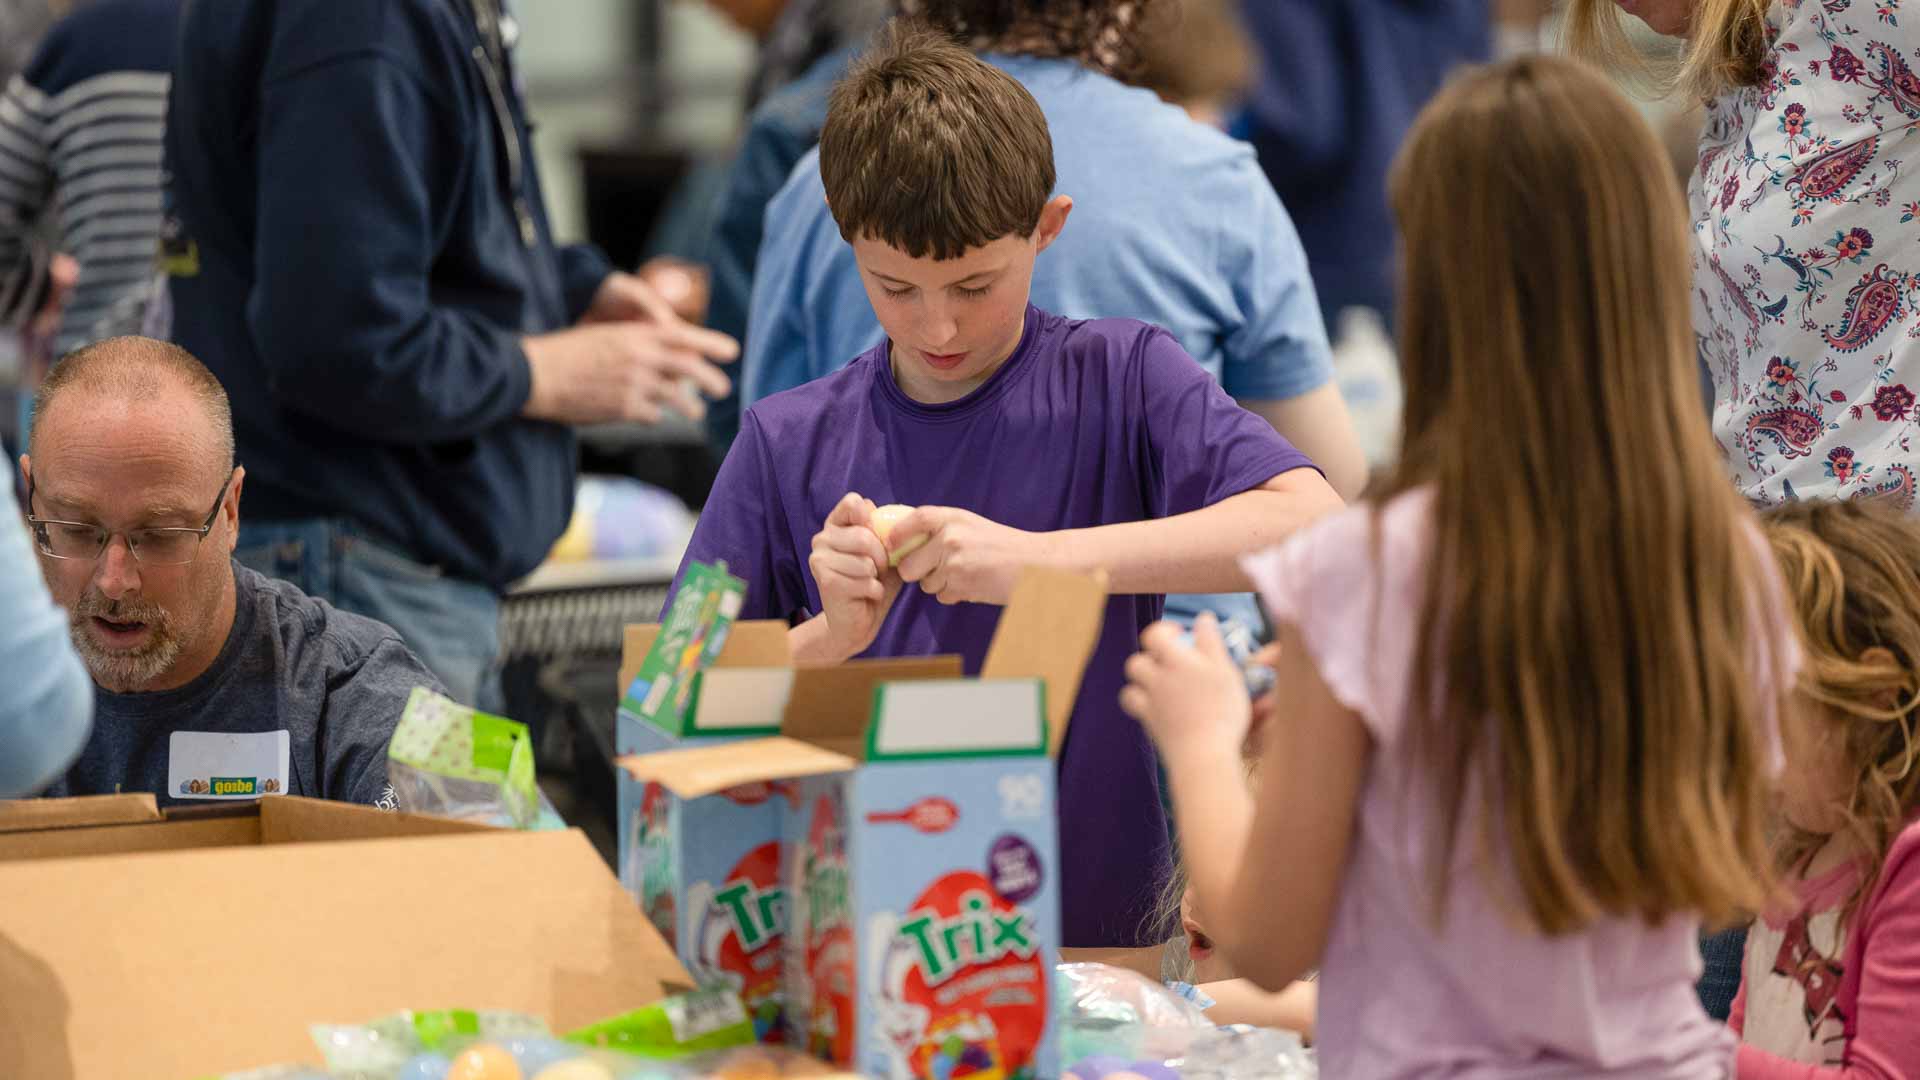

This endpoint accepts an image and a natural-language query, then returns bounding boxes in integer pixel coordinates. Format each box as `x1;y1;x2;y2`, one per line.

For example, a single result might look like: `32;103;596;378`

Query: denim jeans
235;519;503;712
1697;924;1749;1021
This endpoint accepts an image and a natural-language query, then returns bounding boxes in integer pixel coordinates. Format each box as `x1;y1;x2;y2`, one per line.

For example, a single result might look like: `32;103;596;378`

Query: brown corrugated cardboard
0;796;691;1080
0;792;162;833
979;567;1108;755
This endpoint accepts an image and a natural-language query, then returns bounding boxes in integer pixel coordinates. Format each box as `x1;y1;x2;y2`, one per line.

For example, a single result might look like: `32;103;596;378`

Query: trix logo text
714;878;786;952
897;891;1036;986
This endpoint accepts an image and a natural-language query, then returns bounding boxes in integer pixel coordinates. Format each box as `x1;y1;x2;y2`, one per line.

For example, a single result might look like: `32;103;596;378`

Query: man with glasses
19;336;438;806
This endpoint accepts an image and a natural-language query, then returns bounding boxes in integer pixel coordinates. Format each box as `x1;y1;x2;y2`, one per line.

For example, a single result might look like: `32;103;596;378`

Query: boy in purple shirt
673;23;1342;951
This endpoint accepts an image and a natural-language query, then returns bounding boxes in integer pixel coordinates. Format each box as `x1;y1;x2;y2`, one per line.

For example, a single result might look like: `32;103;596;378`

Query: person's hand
1243;641;1282;763
521;319;738;425
636;258;711;324
809;493;905;660
888;506;1050;606
582;269;681;325
1121;615;1253;768
28;253;78;340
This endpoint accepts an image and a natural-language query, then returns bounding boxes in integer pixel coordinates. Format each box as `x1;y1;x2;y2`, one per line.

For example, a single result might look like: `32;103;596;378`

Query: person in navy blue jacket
1238;0;1492;332
162;0;737;708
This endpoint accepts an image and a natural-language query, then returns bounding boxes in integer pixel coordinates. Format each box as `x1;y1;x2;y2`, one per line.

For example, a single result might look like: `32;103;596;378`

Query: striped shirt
0;0;172;352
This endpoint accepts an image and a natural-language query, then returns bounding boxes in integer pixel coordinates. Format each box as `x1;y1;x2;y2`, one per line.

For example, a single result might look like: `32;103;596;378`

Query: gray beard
68;595;182;692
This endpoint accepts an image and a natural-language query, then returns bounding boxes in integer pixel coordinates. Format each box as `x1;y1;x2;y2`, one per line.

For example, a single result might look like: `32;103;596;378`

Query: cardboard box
617;610;960;1043
620;568;1106;1080
0;795;691;1080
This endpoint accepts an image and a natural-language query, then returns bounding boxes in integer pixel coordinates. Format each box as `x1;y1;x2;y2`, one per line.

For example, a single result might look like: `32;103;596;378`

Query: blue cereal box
785;679;1063;1080
632;568;1106;1079
615;561;794;1039
618;617;961;1044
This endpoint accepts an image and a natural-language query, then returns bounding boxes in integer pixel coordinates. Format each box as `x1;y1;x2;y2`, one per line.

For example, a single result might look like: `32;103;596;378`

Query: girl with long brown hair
1732;500;1920;1076
1122;54;1799;1077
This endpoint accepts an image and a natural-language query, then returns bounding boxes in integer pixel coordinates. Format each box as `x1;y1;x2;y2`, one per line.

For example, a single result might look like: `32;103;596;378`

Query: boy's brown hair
1765;499;1920;929
820;20;1055;261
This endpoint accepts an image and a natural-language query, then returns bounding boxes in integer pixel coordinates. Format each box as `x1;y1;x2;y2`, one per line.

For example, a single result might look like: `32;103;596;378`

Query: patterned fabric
1694;0;1920;510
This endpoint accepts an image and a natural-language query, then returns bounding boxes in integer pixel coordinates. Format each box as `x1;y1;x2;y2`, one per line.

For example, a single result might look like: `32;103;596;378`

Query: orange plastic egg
446;1044;524;1080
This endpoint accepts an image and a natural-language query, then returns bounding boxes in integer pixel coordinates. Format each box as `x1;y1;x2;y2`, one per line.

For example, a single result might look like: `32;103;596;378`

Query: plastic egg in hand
869;503;927;566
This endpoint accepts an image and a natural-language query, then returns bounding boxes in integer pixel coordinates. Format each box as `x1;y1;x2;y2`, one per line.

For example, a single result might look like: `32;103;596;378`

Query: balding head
22;337;244;694
30;336;235;477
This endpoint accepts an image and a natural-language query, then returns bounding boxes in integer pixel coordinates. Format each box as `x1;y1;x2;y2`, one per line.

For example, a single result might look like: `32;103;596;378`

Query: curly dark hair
895;0;1163;81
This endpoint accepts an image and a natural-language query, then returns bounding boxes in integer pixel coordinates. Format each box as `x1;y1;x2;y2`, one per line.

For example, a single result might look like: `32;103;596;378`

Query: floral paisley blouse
1695;0;1920;509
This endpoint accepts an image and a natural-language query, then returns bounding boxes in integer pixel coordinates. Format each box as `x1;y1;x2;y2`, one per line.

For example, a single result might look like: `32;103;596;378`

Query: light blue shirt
742;54;1334;407
0;479;93;796
742;55;1331;635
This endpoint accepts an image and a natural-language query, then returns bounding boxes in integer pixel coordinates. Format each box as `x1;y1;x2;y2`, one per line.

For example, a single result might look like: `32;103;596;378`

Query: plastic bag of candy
207;989;760;1080
386;688;564;830
1055;964;1315;1080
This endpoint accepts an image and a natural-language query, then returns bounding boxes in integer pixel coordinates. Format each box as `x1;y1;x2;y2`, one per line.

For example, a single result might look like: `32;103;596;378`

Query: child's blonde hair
1764;499;1920;928
1564;0;1773;100
1376;55;1785;935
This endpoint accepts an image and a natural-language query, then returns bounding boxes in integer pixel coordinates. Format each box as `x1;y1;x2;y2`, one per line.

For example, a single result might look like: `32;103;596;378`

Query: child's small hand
809;492;904;660
889;506;1048;606
1121;614;1253;766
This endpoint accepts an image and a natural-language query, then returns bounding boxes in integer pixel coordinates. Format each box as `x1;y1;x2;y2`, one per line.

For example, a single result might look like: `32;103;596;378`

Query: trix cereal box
617;562;964;1044
617;560;792;1039
620;567;1106;1080
787;679;1062;1080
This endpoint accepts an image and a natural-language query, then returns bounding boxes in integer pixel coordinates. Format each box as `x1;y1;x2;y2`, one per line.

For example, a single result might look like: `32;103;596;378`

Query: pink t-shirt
1245;489;1799;1079
1730;816;1920;1079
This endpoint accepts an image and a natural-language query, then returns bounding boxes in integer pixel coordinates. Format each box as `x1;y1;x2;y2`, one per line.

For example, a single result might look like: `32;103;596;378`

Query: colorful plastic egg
446;1043;524;1080
868;503;927;565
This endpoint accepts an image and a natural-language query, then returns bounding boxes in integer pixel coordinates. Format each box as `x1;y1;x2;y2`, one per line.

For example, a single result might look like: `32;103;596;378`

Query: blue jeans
235;519;503;712
1697;925;1749;1021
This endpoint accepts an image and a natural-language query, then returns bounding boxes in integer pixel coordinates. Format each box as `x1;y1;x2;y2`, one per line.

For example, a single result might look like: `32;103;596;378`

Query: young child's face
1779;691;1854;835
1180;882;1234;984
851;196;1071;403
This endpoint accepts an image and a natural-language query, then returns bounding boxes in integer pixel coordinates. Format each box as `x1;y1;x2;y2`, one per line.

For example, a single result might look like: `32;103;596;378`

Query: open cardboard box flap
0;792;163;833
616;566;1107;786
0;796;691;1080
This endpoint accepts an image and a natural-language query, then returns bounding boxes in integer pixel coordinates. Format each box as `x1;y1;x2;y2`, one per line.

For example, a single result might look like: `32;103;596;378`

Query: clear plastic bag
1055;964;1316;1080
386;688;563;829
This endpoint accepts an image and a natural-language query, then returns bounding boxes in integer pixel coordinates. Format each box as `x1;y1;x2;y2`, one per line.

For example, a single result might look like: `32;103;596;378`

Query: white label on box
167;730;291;799
872;679;1045;755
694;667;796;730
664;989;749;1043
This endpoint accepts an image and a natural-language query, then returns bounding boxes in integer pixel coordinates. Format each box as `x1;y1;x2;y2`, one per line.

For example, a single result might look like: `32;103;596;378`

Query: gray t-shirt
43;562;442;807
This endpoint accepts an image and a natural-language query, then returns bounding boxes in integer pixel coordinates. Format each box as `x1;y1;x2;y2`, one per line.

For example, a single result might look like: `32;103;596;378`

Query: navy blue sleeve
1238;0;1349;174
559;241;613;324
245;52;533;444
703;97;822;451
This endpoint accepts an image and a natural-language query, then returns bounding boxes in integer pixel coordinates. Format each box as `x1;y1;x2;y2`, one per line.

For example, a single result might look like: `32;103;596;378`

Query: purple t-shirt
676;304;1315;946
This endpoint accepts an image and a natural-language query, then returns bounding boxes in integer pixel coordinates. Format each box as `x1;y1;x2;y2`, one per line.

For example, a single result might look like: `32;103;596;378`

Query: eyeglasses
26;469;236;566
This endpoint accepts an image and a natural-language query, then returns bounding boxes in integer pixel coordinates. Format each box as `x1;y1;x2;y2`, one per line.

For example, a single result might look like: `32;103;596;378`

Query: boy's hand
888;507;1050;606
1121;615;1252;768
809;493;904;660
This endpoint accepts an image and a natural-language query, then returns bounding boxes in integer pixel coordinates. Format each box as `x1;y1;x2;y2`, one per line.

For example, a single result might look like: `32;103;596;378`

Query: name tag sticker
168;730;291;799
